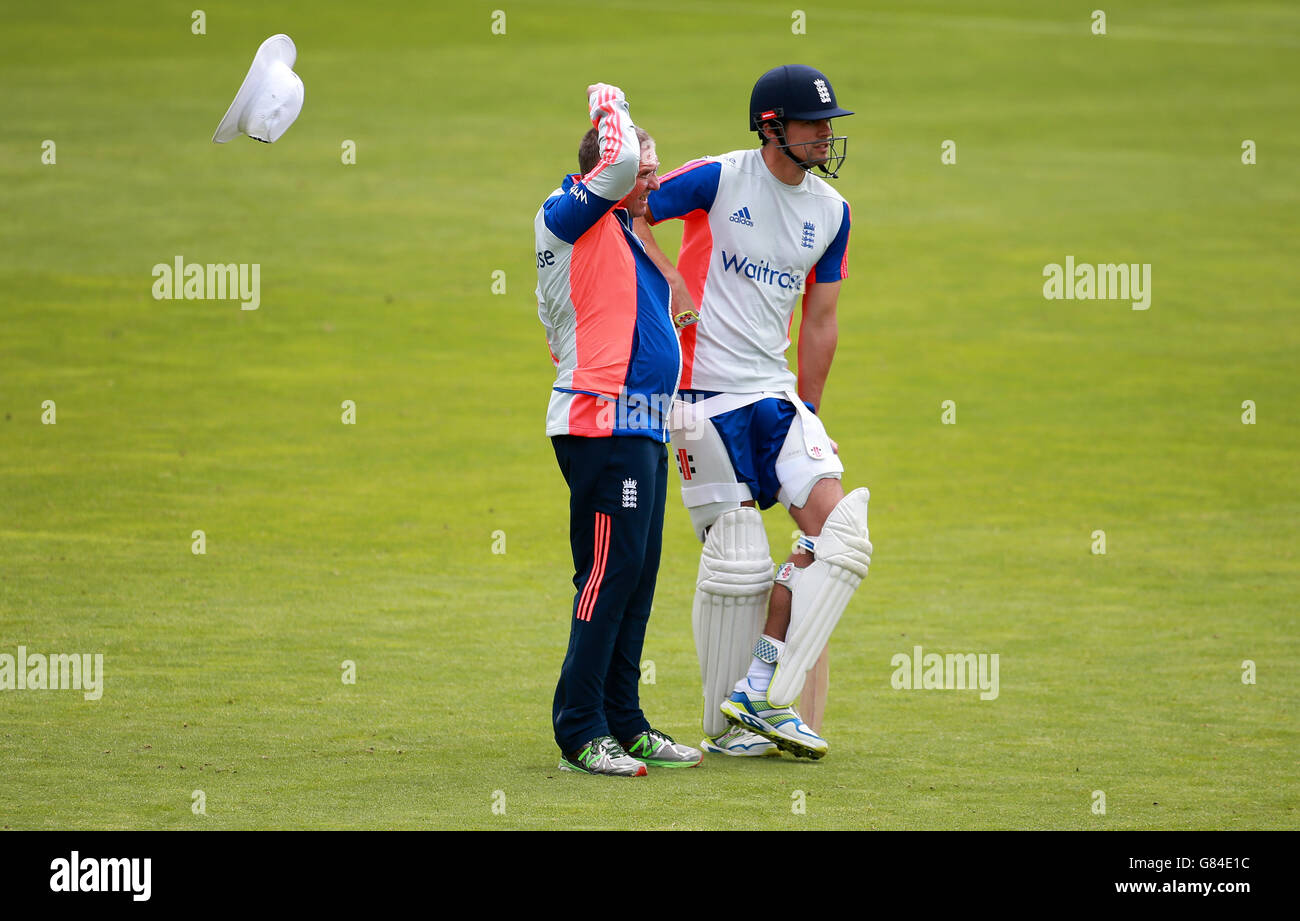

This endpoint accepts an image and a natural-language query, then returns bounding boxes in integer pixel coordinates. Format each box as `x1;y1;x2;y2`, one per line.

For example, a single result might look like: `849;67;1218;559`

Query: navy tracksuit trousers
551;434;667;754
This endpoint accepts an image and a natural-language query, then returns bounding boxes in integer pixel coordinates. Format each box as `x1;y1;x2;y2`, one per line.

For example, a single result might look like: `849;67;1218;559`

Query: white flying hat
212;34;304;144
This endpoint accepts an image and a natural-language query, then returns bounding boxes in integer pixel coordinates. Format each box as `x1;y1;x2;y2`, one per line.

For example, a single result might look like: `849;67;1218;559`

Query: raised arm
542;83;639;244
579;83;638;202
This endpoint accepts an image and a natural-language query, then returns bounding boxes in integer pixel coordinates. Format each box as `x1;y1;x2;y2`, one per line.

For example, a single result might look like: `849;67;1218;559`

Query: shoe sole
701;739;782;758
558;758;648;777
632;757;702;768
719;701;827;761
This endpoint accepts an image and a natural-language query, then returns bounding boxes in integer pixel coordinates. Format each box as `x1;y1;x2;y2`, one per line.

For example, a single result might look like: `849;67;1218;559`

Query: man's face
778;118;833;167
619;144;660;218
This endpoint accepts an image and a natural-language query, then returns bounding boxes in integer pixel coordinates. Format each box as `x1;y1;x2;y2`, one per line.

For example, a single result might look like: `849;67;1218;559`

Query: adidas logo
728;206;755;227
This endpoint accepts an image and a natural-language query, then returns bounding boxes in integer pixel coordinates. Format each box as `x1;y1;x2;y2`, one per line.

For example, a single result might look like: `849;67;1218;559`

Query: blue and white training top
645;147;850;393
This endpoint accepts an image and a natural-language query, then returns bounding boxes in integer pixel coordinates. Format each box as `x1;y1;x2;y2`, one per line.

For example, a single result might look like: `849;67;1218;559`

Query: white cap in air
212;34;304;144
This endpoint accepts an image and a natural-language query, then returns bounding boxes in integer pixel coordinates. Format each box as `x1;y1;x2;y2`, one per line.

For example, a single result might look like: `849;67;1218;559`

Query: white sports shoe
719;680;828;760
701;725;780;758
558;736;648;776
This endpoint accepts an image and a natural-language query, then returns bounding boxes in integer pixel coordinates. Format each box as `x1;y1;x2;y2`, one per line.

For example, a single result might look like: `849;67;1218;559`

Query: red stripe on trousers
577;512;610;621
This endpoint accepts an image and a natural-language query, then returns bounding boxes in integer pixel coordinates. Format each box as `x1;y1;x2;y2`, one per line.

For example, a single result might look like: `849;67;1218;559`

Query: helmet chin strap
765;121;808;172
783;145;814;172
810;153;841;180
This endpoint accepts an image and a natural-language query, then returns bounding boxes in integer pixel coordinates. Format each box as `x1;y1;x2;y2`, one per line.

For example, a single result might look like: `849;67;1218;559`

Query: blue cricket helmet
749;65;853;178
749;64;853;129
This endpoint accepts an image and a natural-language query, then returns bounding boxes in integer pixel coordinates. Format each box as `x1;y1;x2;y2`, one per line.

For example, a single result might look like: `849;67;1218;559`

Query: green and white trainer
559;735;648;776
621;728;703;768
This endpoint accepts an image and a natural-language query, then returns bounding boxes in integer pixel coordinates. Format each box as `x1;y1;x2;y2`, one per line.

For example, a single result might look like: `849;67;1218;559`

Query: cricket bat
798;644;830;733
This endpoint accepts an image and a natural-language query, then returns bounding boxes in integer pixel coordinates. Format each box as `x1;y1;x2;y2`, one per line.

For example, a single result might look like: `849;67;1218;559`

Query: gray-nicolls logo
621;478;638;509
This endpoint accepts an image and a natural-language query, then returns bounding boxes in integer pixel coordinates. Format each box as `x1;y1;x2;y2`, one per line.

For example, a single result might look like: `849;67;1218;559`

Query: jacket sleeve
542;84;639;245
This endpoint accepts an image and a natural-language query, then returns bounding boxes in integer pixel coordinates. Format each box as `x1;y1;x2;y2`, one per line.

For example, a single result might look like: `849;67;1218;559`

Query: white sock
738;634;783;693
744;660;774;692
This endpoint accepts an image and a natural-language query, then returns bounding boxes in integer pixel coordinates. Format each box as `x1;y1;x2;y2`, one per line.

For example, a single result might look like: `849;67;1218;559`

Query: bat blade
798;644;830;733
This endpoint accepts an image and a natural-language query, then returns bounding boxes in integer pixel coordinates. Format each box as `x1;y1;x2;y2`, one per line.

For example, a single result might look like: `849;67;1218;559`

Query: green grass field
1;0;1296;829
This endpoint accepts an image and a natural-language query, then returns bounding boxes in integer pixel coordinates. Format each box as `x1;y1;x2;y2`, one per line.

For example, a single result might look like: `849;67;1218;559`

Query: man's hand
668;278;698;327
586;83;625;123
672;305;700;328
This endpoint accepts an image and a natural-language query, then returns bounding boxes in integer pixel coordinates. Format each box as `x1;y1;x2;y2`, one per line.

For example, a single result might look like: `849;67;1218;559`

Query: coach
534;84;700;775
